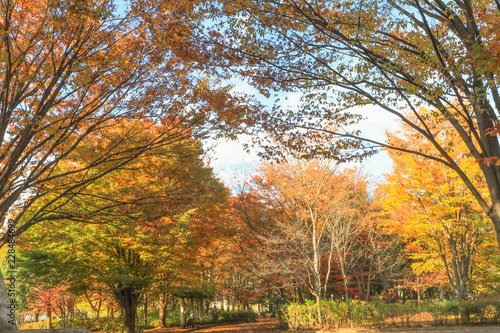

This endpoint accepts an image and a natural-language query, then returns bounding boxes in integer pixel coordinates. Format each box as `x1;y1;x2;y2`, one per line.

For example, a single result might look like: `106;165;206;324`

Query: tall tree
379;109;495;301
0;0;254;329
207;0;500;247
234;160;372;317
16;119;229;333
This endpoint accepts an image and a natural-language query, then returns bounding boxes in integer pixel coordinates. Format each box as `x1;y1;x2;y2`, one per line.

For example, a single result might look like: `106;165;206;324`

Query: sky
207;86;401;188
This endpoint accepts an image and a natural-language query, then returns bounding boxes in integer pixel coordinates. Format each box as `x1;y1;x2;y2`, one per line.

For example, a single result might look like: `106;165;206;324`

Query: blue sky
207;85;401;187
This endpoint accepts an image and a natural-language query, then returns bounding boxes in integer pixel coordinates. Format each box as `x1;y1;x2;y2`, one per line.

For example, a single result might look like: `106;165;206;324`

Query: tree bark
190;297;195;320
47;307;52;329
180;298;186;328
198;299;204;324
112;286;140;333
144;293;148;328
158;293;167;328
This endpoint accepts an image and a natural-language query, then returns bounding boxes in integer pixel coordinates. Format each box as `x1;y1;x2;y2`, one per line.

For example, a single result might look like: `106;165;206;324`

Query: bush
461;300;500;324
279;299;500;330
51;317;126;333
209;309;257;323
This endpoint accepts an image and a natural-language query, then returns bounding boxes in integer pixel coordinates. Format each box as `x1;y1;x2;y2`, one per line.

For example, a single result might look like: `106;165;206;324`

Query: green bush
52;317;126;333
280;299;500;330
210;310;257;323
461;300;500;324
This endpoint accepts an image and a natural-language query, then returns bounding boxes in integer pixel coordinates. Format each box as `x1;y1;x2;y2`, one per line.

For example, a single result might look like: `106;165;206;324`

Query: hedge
279;299;500;330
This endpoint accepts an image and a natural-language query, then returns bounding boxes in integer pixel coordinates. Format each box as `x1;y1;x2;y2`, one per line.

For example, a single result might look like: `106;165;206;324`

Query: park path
143;319;500;333
144;318;282;333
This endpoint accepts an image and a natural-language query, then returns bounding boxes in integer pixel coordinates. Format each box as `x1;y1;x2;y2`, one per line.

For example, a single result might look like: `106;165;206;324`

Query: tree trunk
198;299;204;324
112;286;140;333
96;298;102;319
365;264;373;302
180;298;186;328
315;294;322;327
190;297;195;320
344;278;350;303
144;293;148;328
158;293;167;328
298;287;304;304
47;307;52;329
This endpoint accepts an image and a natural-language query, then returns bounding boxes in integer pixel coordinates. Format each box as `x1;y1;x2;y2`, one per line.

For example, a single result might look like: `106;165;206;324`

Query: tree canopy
206;0;500;246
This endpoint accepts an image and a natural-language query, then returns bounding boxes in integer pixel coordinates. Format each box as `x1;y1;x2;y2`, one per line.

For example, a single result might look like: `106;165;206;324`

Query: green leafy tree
16;119;229;333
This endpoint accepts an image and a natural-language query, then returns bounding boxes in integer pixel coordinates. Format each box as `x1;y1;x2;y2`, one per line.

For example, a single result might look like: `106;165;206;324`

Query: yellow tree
379;109;495;301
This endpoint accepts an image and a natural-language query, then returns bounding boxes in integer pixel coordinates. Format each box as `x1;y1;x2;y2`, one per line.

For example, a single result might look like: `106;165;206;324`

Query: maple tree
232;160;374;320
379;110;495;301
0;0;258;328
33;286;75;329
15;119;229;333
206;0;500;249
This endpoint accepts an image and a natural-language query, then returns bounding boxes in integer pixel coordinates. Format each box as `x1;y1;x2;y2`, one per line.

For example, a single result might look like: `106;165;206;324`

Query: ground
142;318;500;333
144;318;281;333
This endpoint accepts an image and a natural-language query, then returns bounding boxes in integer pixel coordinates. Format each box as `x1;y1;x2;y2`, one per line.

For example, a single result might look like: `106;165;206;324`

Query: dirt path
144;318;282;333
143;319;500;333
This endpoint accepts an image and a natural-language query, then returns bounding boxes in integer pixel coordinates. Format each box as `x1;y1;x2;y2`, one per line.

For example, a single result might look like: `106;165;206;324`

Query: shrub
215;310;257;323
51;317;126;333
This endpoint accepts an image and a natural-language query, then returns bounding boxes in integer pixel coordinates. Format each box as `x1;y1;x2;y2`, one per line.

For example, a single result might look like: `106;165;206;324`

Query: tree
0;0;254;329
16;119;229;333
207;0;500;248
233;160;372;318
379;109;495;301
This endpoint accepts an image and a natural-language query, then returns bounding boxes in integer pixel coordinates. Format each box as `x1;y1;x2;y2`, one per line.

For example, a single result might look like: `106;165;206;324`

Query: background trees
232;161;384;307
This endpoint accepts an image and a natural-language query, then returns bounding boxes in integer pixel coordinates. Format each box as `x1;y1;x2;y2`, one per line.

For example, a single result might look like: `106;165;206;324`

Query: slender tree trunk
180;298;186;328
47;307;52;329
365;263;373;301
144;294;148;328
343;273;350;303
198;299;204;324
96;298;102;319
190;297;195;320
158;293;167;328
298;287;304;304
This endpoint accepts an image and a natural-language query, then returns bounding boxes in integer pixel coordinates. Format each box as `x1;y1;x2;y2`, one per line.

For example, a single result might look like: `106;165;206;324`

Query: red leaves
35;286;76;313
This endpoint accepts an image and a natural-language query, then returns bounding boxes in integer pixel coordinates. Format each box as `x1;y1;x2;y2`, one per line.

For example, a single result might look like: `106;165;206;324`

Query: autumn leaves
1;0;500;332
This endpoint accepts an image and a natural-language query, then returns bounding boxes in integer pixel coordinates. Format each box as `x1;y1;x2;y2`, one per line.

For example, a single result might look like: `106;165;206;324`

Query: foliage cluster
209;309;257;323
